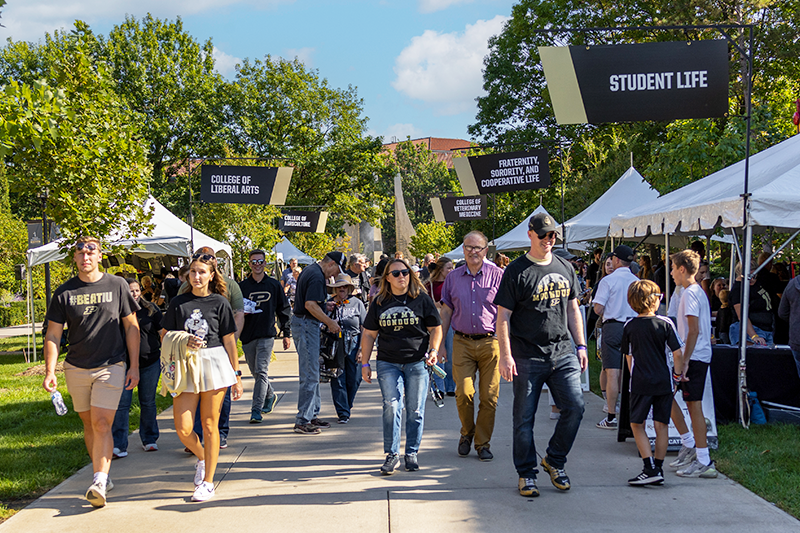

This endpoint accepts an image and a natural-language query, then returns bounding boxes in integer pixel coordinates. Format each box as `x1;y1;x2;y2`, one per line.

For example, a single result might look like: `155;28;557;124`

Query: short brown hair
75;236;101;249
670;249;700;276
628;279;661;314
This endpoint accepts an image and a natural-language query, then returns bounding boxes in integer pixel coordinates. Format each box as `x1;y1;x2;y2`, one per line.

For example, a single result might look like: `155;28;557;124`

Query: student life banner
200;165;293;205
453;149;551;196
538;40;729;124
431;195;487;223
278;210;328;233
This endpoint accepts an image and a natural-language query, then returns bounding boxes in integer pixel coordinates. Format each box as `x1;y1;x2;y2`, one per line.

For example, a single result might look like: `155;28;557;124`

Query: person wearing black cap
494;212;588;497
592;245;639;430
291;251;347;434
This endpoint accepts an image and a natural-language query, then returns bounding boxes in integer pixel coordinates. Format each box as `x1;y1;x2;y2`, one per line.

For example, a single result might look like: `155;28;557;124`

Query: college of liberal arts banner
453;149;551;196
278;210;328;233
431;195;487;223
200;165;293;205
539;40;729;124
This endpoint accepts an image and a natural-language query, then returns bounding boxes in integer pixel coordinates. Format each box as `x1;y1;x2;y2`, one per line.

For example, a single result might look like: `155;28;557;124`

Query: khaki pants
453;335;500;449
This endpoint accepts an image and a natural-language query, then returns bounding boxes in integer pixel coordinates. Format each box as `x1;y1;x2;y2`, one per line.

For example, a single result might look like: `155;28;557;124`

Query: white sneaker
669;446;697;469
142;443;159;452
192;481;215;502
549;412;561;420
112;447;128;459
85;481;107;507
677;459;718;478
194;460;206;487
106;478;114;492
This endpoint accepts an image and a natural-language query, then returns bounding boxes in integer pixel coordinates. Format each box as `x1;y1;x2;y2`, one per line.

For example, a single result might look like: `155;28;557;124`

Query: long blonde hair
376;259;427;305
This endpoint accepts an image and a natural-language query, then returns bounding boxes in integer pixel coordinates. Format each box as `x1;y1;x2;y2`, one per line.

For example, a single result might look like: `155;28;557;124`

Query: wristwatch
234;370;242;377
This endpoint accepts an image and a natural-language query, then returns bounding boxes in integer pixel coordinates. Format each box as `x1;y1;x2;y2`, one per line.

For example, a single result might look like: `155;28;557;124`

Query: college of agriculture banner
201;165;293;205
278;210;328;233
453;149;551;196
431;195;488;222
539;40;729;124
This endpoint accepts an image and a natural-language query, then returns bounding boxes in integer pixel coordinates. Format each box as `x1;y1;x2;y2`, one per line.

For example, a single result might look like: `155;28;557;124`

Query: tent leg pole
729;230;736;290
664;233;670;313
29;265;36;363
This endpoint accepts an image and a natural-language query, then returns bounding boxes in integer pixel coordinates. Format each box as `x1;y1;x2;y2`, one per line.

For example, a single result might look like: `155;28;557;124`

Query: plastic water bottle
51;391;68;416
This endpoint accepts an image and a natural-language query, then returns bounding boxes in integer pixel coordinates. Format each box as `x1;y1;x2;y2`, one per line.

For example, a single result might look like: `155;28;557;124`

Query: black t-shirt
587;261;600;287
621;316;683;396
134;300;163;368
493;255;579;361
163;293;236;348
363;292;441;364
46;274;139;369
238;274;291;344
293;263;327;318
730;279;774;332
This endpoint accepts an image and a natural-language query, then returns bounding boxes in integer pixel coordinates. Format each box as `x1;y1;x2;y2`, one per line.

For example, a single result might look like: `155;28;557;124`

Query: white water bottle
52;391;68;416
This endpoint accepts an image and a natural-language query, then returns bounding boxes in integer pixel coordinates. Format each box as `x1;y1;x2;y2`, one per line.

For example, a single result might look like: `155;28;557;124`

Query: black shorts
678;360;709;402
629;392;673;424
600;321;624;370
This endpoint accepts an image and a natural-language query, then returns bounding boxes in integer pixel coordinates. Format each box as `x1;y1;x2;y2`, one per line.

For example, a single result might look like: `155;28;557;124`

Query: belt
454;330;495;340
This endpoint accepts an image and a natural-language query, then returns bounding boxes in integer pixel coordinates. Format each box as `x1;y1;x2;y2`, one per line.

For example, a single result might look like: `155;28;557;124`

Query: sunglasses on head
250;259;265;265
76;242;99;252
389;269;410;278
192;252;216;263
536;231;556;240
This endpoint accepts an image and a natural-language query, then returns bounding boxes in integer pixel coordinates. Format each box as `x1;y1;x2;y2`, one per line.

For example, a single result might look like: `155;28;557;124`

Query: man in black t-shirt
494;213;588;498
42;237;140;508
292;251;346;434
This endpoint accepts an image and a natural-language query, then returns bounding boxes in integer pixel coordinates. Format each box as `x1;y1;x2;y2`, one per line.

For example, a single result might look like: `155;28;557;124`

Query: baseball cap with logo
325;251;347;274
611;245;635;262
528;213;557;238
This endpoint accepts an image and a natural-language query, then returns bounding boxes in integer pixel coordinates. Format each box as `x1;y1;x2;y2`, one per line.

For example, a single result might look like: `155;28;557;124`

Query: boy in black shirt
622;280;683;485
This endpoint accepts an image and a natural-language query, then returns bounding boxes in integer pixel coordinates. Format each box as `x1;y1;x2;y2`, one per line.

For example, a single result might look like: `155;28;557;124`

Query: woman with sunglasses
424;256;456;396
161;253;243;502
361;258;442;475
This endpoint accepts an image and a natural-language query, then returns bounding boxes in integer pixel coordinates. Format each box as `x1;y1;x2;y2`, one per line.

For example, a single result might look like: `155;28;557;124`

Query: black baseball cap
611;245;635;262
528;213;557;238
325;251;347;274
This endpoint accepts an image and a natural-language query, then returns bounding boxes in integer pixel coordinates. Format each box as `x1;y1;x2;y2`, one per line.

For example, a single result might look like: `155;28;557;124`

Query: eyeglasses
192;252;216;263
536;231;556;241
250;259;265;265
75;242;99;252
389;269;410;278
655;293;664;300
464;245;487;253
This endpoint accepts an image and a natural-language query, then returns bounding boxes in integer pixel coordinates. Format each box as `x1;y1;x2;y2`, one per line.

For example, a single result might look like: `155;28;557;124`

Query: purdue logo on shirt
248;291;272;307
83;306;98;316
531;273;571;307
379;306;421;332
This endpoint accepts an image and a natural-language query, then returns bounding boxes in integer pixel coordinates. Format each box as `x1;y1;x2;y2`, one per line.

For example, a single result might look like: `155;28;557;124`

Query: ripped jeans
376;359;429;455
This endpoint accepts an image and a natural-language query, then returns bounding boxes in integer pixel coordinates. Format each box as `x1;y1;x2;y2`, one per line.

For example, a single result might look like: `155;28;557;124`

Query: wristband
750;334;759;341
576;345;587;351
361;363;371;368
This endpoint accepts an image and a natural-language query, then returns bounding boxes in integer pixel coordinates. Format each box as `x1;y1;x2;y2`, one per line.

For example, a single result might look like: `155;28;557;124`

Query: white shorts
183;345;236;393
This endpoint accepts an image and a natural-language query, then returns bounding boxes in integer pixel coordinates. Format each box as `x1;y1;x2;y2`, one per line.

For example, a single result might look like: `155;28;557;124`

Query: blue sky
1;0;517;142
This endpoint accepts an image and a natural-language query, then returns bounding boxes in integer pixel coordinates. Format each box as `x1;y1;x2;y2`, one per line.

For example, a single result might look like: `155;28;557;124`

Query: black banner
279;210;328;233
540;40;729;124
454;149;550;195
432;195;487;222
200;165;293;205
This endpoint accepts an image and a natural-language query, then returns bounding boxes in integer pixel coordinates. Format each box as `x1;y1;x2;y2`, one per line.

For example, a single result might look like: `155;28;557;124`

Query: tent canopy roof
272;238;315;265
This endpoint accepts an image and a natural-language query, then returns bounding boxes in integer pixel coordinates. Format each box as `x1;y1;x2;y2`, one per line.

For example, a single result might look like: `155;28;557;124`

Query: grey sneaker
404;453;419;472
677;459;718;478
669;445;697;469
381;454;400;475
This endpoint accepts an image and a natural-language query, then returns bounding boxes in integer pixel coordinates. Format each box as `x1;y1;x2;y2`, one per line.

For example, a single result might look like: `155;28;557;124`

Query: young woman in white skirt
161;252;243;502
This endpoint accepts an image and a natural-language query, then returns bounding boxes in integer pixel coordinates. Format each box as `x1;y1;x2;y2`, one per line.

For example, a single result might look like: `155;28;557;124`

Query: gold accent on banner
453;157;479;196
316;212;329;233
538;46;588;125
271;167;293;204
430;198;445;223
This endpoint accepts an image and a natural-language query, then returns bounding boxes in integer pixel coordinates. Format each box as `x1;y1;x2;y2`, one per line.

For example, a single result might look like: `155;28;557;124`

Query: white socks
680;432;696;449
696;447;711;466
93;471;108;487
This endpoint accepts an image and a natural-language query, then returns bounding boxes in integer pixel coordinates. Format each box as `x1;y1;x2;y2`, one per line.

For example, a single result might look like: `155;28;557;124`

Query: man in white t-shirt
668;249;717;478
592;245;639;429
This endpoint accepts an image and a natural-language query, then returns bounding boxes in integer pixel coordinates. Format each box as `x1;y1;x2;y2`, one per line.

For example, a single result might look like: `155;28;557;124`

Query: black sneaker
404;454;419;472
294;423;321;435
541;456;570;491
381;454;400;475
458;435;473;457
518;477;539;497
477;447;494;462
628;469;664;486
310;418;331;429
219;437;228;449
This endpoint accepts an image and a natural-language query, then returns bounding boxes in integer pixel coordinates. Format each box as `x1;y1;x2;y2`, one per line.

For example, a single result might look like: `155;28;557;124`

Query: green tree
409;221;456;258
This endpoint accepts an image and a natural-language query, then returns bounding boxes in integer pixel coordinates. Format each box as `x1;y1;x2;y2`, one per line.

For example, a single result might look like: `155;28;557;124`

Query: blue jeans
243;337;276;415
292;314;322;425
112;361;161;451
432;326;456;393
729;322;774;346
330;332;362;419
194;387;231;442
376;359;429;455
512;354;585;477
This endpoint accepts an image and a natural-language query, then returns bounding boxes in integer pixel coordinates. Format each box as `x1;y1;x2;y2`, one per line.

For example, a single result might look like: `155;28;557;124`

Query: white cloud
284;47;315;68
381;123;424;143
212;47;241;77
0;0;294;43
418;0;474;14
391;15;508;116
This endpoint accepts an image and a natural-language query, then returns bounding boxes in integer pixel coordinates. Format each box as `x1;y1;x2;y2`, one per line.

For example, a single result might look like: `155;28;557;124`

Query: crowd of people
42;221;800;506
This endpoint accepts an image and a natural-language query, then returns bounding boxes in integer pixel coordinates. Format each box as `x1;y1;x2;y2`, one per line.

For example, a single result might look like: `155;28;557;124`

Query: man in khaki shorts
42;236;140;508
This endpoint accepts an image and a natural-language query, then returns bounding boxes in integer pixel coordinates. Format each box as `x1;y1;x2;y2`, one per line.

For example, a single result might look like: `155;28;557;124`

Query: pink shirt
440;262;504;335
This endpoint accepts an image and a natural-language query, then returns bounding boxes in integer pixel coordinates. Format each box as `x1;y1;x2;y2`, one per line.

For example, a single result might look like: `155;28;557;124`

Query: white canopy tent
272;238;315;265
26;195;232;268
493;205;559;252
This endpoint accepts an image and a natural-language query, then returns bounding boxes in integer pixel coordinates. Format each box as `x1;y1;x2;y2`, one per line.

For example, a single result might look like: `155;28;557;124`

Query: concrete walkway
2;345;798;533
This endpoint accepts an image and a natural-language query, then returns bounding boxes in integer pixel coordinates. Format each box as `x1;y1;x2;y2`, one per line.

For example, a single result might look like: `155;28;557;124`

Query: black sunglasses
536;231;556;240
250;259;265;265
389;269;410;278
76;242;99;252
192;252;216;262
